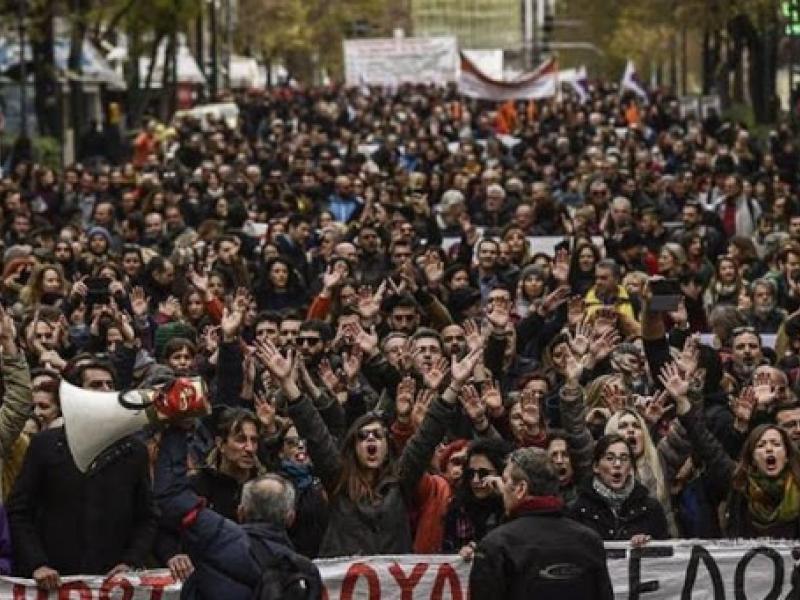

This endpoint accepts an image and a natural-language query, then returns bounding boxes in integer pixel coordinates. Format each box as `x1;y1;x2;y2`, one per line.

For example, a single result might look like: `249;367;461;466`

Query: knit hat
154;322;197;359
87;226;112;245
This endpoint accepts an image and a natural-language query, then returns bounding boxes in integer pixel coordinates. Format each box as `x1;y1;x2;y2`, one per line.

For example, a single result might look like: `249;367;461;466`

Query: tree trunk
747;18;779;123
159;32;176;121
68;0;89;157
31;6;60;138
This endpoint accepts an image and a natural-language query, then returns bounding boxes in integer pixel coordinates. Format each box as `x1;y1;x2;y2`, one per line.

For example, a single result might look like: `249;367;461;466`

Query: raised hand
481;380;504;414
322;262;347;291
659;362;690;415
345;322;378;355
254;340;294;384
563;345;585;384
752;370;776;410
552;254;569;284
451;347;483;385
732;386;756;431
462;319;484;353
395;376;416;422
159;295;181;319
411;388;436;430
594;307;618;333
641;389;670;425
343;345;363;384
541;286;571;316
423;356;449;391
486;297;511;331
130;286;150;317
356;283;383;320
423;254;444;286
460;384;487;424
590;327;621;364
220;306;243;341
318;358;344;394
569;319;592;356
675;334;700;378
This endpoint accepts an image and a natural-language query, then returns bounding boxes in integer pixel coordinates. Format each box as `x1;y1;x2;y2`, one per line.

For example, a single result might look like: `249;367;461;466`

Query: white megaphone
60;377;209;473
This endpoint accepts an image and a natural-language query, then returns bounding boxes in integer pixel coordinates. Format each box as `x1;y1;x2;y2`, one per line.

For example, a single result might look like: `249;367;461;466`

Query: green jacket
0;353;32;499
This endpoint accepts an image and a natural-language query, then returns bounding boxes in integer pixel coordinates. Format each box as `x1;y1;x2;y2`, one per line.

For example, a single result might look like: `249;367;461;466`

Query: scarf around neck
281;460;314;491
592;475;635;514
747;469;800;529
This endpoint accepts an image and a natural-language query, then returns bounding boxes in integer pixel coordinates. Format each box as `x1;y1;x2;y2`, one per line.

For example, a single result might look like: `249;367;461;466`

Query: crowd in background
0;79;796;595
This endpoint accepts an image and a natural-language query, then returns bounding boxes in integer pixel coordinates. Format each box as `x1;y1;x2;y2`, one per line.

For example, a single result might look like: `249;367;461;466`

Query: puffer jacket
570;480;670;541
288;391;457;557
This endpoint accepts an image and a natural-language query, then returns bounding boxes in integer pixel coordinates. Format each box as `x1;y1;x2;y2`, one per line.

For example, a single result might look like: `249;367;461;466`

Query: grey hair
507;447;560;496
240;473;295;526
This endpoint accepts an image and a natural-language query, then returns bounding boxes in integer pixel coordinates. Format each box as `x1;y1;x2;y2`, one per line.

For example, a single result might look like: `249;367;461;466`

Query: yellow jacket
584;285;637;322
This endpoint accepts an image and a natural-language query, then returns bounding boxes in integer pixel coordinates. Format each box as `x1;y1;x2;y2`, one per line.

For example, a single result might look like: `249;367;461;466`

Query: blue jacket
154;429;322;600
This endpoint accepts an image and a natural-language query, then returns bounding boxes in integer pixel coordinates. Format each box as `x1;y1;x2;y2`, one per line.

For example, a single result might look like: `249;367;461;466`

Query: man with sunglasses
469;447;613;600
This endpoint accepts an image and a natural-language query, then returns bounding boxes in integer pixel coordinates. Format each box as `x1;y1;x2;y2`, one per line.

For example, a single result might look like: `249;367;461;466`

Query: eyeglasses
357;428;386;441
602;453;631;465
448;456;466;467
297;336;321;346
466;467;496;481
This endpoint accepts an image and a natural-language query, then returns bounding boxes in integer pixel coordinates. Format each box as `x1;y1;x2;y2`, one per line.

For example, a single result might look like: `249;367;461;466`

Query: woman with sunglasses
442;437;513;558
257;339;482;557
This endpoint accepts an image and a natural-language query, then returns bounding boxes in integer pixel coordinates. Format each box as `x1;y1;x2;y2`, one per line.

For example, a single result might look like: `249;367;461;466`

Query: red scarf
509;495;564;519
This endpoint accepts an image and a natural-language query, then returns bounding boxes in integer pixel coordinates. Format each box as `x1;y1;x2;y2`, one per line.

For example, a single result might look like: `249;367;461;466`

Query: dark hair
215;407;261;441
299;320;333;343
592;433;633;466
162;337;197;360
732;425;800;493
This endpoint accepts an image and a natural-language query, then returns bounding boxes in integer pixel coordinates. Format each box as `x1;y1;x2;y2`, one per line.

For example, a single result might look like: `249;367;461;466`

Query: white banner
343;37;458;87
458;52;557;101
315;540;800;599
1;541;798;598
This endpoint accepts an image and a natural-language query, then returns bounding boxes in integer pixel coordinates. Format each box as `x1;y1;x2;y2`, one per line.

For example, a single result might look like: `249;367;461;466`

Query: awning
0;35;126;90
138;38;206;88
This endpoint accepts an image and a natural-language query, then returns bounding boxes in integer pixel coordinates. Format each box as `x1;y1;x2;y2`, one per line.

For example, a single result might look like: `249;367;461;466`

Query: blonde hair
605;409;670;518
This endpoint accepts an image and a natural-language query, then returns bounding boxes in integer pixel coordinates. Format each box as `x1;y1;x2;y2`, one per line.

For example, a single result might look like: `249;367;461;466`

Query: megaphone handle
117;390;155;411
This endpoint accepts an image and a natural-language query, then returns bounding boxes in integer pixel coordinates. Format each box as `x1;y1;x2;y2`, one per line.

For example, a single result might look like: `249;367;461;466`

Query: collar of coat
509;495;564;519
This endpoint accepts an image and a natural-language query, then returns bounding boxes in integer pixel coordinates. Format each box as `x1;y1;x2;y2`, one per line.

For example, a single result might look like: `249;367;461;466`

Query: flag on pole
458;52;557;101
621;59;648;102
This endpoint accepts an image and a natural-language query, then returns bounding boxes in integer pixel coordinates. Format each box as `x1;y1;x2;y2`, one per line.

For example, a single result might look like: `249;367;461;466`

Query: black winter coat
470;503;614;600
8;428;156;576
570;481;670;541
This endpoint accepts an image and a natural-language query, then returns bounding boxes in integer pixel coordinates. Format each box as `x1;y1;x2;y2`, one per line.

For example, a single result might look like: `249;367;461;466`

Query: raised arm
256;340;343;491
0;306;31;457
396;348;483;495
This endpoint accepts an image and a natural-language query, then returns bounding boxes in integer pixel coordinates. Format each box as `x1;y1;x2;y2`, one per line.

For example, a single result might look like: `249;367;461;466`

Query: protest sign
1;541;797;599
343;37;458;87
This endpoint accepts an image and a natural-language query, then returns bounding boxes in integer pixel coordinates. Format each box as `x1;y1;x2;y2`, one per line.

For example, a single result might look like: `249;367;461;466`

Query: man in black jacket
8;360;156;589
469;447;614;600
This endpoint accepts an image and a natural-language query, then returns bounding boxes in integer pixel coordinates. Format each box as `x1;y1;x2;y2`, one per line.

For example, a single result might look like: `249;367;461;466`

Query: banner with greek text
343;37;458;87
0;541;797;598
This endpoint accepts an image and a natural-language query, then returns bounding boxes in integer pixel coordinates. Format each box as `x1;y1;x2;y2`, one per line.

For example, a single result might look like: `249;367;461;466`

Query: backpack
248;536;313;600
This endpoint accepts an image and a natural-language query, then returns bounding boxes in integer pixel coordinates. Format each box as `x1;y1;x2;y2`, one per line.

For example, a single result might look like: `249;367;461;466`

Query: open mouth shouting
764;454;780;475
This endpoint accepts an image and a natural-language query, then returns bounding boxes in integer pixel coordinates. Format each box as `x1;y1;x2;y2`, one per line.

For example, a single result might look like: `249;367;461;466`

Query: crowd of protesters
0;78;796;597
